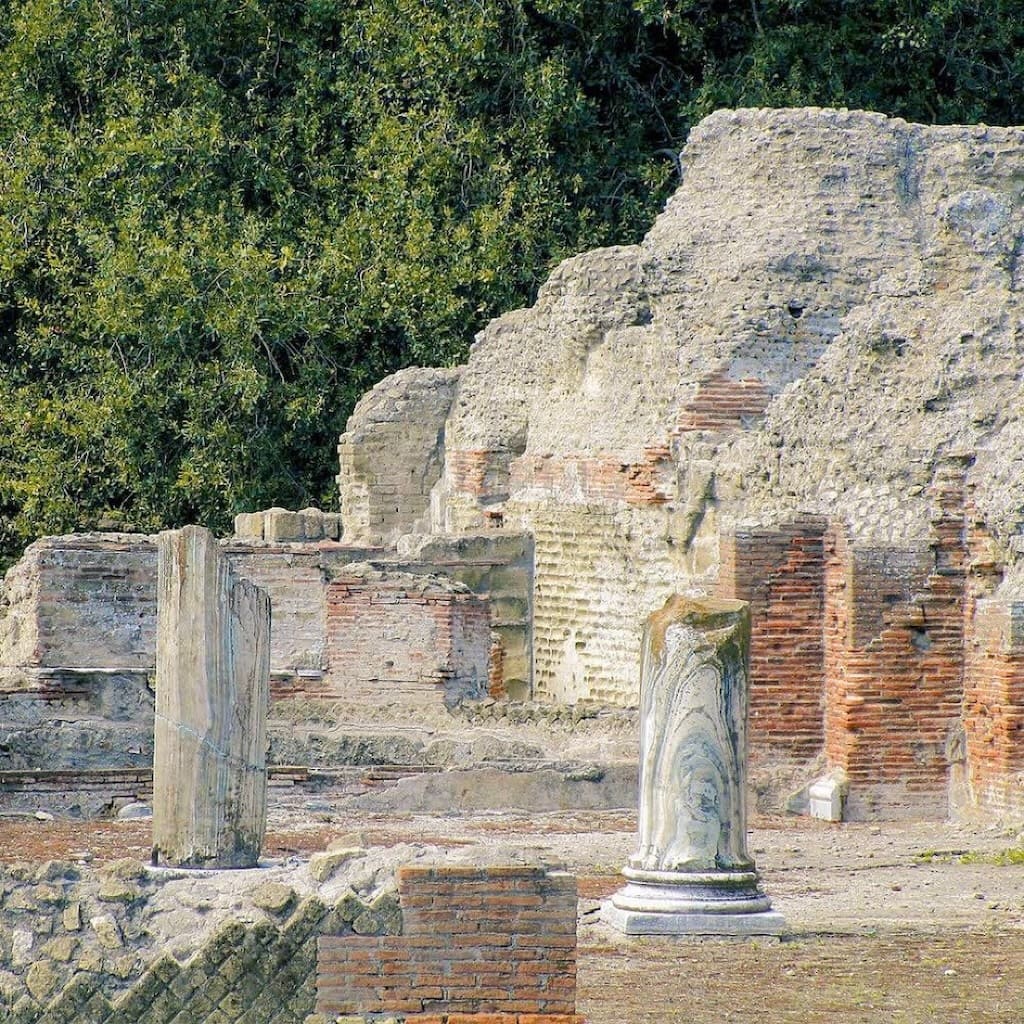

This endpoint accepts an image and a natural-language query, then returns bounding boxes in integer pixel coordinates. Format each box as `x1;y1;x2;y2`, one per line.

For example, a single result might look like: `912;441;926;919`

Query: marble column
152;525;270;868
603;595;785;935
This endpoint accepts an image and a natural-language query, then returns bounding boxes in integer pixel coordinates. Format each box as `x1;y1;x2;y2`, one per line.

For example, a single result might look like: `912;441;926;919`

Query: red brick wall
326;571;491;706
963;597;1024;815
317;865;580;1023
823;463;969;811
509;449;673;507
447;449;518;505
676;372;770;432
717;516;828;757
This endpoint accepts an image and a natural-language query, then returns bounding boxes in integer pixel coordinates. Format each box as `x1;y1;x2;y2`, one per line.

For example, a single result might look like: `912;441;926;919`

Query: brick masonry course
317;865;579;1021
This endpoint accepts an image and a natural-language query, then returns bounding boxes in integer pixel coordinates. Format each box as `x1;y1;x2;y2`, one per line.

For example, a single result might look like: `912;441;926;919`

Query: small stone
252;882;295;915
42;935;77;962
4;889;34;913
32;883;65;906
351;910;382;935
11;929;33;966
110;955;138;980
944;968;958;977
0;970;22;1003
309;848;363;883
35;861;78;883
98;878;142;903
116;802;152;820
234;511;266;540
25;960;60;1002
33;811;54;822
76;949;103;973
63;902;82;932
90;914;123;950
327;833;369;852
100;858;147;881
31;913;54;936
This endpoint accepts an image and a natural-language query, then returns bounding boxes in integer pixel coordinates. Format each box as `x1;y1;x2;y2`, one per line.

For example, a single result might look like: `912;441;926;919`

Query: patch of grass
958;847;1024;866
915;847;1024;865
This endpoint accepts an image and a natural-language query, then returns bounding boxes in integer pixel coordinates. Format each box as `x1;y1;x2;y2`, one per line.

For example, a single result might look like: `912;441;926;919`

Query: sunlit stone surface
152;525;270;868
603;595;785;935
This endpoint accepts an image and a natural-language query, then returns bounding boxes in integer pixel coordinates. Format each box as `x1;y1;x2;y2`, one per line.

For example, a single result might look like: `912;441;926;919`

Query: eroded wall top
443;107;1024;555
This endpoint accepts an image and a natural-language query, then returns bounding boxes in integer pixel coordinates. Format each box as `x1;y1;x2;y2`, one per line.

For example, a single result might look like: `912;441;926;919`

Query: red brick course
676;372;771;432
325;572;491;705
823;463;968;803
717;516;828;757
317;865;578;1019
509;449;673;507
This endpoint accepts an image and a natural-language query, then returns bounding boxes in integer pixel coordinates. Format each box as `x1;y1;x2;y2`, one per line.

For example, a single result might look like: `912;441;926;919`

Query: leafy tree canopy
2;0;1023;568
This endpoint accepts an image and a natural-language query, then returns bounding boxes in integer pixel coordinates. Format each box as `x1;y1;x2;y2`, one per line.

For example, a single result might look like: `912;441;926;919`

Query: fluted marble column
603;596;784;934
153;525;270;868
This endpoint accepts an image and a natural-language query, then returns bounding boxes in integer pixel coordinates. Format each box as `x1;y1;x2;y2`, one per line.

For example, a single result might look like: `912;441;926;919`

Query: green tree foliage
2;0;1024;568
0;0;689;565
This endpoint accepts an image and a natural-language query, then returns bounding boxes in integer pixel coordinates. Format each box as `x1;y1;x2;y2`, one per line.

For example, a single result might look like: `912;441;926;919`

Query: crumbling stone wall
0;860;388;1024
0;851;577;1024
432;110;1024;720
337;367;461;547
374;107;1024;817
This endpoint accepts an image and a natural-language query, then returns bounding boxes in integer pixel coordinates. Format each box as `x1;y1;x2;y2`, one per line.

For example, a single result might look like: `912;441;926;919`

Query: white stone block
808;776;845;821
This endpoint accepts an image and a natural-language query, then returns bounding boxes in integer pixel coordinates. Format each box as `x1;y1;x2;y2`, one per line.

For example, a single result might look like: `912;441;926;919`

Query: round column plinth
612;867;772;915
602;869;786;935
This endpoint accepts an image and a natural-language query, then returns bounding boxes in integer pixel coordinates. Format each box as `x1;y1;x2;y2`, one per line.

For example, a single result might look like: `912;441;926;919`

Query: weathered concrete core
152;526;270;868
604;596;784;935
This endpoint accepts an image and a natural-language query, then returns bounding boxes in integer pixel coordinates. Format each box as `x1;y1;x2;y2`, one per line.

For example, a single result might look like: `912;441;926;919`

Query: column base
602;870;786;936
601;900;787;936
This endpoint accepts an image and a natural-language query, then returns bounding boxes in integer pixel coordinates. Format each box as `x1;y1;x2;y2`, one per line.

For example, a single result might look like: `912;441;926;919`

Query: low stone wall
0;532;528;703
0;864;342;1023
317;864;580;1023
0;850;578;1024
0;535;158;685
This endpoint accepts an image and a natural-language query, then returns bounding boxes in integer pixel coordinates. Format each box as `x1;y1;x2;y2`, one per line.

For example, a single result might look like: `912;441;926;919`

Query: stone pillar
153;525;270;868
603;596;784;934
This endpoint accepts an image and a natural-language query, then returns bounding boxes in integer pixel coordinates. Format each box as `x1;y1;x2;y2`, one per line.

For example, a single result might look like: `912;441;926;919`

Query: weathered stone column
603;596;784;934
153;525;270;868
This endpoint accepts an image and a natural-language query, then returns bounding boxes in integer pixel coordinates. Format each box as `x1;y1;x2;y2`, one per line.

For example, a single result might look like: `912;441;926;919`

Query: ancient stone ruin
152;526;270;869
604;596;783;935
4;107;1024;827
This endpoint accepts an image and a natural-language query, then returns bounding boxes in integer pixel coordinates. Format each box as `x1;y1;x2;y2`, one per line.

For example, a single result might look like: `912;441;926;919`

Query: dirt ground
4;805;1024;1022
